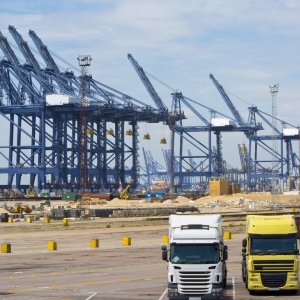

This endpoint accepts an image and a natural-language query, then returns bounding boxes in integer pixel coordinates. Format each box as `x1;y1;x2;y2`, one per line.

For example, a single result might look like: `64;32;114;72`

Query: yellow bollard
224;231;232;240
122;236;131;246
47;240;57;251
63;218;68;226
162;235;169;244
292;208;296;212
8;217;13;223
26;217;32;223
1;243;11;253
44;218;50;224
90;238;99;248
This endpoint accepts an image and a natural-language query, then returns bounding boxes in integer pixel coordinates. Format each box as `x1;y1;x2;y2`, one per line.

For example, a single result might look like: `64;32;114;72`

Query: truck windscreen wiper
252;252;268;255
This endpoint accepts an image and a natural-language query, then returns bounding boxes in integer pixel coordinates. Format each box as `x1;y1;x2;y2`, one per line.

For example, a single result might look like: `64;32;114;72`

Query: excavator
119;180;134;199
25;184;37;198
13;203;32;213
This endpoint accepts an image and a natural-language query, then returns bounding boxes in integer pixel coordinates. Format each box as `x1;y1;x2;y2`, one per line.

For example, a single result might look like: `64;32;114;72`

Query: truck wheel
222;276;227;289
249;290;255;295
290;290;298;295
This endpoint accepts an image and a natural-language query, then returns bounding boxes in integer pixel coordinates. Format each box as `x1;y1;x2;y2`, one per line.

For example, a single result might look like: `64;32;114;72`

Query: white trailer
162;214;228;300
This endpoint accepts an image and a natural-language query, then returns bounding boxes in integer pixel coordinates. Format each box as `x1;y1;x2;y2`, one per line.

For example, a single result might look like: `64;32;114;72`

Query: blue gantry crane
0;26;186;192
128;54;261;190
210;74;299;190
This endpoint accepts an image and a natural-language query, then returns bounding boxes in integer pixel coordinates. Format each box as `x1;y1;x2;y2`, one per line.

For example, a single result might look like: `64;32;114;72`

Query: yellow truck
242;215;299;295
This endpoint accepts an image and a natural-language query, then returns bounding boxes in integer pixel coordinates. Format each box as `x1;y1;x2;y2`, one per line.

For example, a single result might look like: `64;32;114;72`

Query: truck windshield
250;233;298;255
170;244;220;264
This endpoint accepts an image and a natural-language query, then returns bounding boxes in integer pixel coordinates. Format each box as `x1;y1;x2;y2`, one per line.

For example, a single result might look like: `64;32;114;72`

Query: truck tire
249;290;255;295
222;276;227;289
290;290;297;295
242;265;245;282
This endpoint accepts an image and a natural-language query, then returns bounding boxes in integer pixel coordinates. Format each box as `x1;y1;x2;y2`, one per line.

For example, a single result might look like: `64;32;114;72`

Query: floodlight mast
269;84;279;210
77;55;92;193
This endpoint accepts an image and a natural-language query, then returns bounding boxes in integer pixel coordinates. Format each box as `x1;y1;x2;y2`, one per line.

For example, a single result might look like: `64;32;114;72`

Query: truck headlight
168;288;178;292
290;278;298;281
212;288;222;292
250;278;258;282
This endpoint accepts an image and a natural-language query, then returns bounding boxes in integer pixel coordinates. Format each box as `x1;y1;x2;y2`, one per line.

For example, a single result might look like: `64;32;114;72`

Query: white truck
162;214;228;300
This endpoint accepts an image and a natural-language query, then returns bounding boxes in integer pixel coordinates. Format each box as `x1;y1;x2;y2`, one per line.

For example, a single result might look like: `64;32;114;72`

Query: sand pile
0;207;11;214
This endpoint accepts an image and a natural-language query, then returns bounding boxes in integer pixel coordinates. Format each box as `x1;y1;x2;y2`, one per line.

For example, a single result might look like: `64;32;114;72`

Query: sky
0;0;299;174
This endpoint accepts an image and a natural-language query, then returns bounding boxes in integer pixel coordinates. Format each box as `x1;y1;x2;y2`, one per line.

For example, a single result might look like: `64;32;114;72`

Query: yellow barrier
224;231;232;239
8;217;13;223
26;217;32;223
1;243;11;253
48;241;57;251
162;235;169;244
90;238;99;248
44;218;50;224
122;236;131;246
63;218;68;226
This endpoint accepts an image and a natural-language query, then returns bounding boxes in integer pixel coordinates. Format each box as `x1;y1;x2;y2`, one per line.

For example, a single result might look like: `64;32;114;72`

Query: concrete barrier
224;232;232;239
47;241;57;250
1;243;11;253
122;236;131;246
90;238;99;248
162;236;169;244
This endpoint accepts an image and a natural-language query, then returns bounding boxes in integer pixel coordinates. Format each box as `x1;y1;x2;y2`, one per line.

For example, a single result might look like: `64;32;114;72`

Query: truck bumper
168;283;223;300
248;272;298;292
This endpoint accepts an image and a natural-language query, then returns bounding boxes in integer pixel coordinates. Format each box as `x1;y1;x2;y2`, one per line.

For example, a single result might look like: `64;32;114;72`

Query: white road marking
232;277;235;300
85;292;97;300
158;288;168;300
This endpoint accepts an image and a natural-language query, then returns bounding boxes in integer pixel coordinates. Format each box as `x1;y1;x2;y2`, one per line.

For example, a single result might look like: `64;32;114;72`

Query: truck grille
261;273;287;287
253;260;294;272
178;270;212;295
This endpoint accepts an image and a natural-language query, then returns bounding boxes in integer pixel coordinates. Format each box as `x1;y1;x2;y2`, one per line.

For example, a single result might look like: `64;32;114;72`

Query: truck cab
162;214;228;300
242;215;299;295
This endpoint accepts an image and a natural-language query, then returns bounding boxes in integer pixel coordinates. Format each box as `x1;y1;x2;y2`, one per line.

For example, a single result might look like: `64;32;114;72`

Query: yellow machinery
242;215;298;295
86;128;94;135
160;138;167;144
13;203;32;213
126;129;133;136
143;133;150;140
120;180;134;199
25;184;37;198
241;143;247;151
106;128;114;135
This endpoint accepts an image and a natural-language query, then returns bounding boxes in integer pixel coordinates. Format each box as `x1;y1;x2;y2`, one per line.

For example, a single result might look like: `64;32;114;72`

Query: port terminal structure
0;26;299;193
129;54;300;191
0;26;185;191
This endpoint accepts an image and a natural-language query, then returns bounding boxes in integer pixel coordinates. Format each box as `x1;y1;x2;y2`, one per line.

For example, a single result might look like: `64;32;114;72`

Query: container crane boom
0;31;20;65
209;74;246;125
29;30;61;73
127;53;168;112
8;26;41;70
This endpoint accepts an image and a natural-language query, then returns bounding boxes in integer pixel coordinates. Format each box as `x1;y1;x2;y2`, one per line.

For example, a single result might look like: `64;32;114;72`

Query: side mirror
161;245;167;251
223;250;228;261
242;239;247;248
242;248;246;254
223;245;228;251
162;250;168;261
